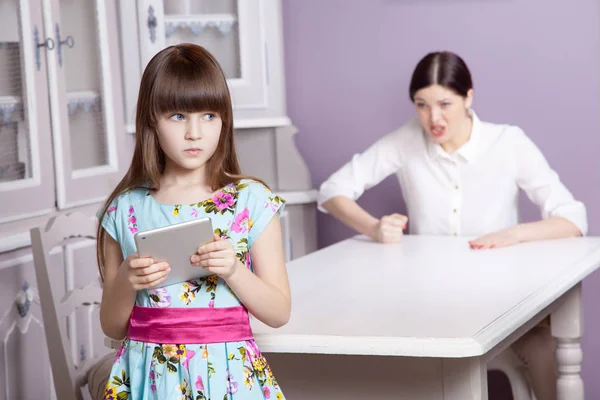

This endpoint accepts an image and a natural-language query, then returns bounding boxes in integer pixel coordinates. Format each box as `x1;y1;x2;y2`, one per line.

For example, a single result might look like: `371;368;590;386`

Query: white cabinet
42;0;129;209
119;0;289;131
0;0;55;223
0;0;129;223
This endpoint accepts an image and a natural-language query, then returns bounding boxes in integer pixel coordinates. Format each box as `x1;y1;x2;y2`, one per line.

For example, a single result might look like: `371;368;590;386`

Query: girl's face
156;111;222;173
413;84;473;147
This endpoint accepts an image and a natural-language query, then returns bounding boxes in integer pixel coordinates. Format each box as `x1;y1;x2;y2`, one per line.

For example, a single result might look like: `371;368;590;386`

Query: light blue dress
99;179;286;400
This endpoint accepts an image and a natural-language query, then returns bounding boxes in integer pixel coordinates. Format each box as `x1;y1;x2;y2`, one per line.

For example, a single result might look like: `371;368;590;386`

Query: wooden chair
30;212;115;400
489;348;535;400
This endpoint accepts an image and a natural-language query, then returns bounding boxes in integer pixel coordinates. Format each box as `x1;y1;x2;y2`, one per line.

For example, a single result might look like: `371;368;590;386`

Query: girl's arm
100;235;170;339
194;217;291;328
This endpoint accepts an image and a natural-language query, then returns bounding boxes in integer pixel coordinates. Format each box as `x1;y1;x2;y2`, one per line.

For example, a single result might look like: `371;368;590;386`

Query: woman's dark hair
409;51;473;101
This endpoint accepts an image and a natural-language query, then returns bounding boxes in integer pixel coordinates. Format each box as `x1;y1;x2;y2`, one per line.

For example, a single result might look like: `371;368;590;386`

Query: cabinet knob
34;26;55;71
55;24;75;67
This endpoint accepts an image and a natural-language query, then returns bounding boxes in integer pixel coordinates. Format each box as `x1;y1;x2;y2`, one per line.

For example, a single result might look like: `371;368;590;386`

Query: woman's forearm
322;196;379;238
515;217;583;243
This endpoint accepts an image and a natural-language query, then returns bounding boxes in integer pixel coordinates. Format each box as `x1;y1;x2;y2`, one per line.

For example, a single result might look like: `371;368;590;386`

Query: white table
252;235;600;400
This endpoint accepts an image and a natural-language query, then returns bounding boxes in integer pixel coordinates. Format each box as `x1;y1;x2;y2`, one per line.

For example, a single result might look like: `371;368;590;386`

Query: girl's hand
120;254;171;290
191;234;241;279
371;213;408;244
469;226;522;249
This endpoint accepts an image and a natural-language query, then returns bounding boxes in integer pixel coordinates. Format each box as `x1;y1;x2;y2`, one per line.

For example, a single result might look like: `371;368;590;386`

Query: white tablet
134;217;215;287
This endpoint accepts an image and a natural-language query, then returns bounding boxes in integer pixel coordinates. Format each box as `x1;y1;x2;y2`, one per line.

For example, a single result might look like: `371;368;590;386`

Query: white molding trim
20;0;42;193
42;0;66;209
95;0;118;172
0;207;55;228
71;164;117;179
60;195;109;210
0;232;32;254
0;211;96;255
277;189;317;205
0;175;43;193
227;0;268;111
0;246;61;271
234;116;291;129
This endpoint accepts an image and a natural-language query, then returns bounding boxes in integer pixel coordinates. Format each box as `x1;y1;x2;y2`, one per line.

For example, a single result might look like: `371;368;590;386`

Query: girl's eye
416;103;427;109
441;102;451;108
170;113;185;121
203;113;216;121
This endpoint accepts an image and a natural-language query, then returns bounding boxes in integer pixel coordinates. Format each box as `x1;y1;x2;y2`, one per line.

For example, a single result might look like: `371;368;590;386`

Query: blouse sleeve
513;128;588;235
96;198;120;243
317;126;407;213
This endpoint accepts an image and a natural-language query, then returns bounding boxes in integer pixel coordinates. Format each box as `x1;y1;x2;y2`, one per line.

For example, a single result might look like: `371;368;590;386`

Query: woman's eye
441;102;451;108
170;113;185;121
203;113;216;121
416;103;426;109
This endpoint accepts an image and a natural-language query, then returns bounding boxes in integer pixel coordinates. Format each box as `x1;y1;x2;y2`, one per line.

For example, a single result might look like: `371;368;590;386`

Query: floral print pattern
148;287;171;308
127;205;138;235
231;208;253;234
101;180;286;399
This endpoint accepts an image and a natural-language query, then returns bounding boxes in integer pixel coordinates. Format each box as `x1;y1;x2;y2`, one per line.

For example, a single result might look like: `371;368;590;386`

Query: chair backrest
30;212;107;400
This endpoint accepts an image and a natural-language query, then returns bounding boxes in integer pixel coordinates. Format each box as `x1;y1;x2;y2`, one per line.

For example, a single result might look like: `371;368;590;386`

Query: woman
318;51;587;400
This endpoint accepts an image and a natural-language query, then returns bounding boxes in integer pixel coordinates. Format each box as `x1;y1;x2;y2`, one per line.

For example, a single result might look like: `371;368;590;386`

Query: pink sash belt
127;305;254;344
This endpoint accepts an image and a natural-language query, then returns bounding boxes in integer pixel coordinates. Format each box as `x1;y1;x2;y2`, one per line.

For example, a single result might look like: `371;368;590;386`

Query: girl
318;51;587;400
96;43;290;400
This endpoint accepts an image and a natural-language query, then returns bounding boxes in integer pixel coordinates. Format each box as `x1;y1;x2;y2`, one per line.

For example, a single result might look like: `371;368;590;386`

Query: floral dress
99;179;286;400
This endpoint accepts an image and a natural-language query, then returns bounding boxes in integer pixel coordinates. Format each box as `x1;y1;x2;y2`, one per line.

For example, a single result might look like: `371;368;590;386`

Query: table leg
551;284;584;400
442;357;488;400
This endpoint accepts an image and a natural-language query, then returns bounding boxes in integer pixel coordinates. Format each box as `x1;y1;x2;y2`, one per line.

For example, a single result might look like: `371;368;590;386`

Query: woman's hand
370;213;408;244
191;234;242;279
469;226;522;249
120;254;171;290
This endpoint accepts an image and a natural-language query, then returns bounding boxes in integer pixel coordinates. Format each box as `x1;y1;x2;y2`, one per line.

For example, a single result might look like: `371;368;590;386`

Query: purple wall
282;0;600;396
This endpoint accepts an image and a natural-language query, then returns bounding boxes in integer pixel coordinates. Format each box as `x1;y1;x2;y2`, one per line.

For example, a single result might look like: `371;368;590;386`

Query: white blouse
318;112;588;237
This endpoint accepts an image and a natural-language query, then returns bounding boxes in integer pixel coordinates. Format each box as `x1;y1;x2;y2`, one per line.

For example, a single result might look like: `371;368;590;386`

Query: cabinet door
0;251;55;400
0;0;55;223
138;0;268;112
44;0;129;209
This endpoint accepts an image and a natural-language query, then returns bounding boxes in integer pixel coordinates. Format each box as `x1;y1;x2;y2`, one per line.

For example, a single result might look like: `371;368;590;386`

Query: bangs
149;54;229;121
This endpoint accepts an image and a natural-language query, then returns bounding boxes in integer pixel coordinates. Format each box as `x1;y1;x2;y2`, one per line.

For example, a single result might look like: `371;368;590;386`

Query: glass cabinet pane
163;0;241;79
59;0;108;171
0;36;31;185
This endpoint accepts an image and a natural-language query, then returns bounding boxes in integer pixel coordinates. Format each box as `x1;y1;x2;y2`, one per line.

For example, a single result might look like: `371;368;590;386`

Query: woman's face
413;84;473;146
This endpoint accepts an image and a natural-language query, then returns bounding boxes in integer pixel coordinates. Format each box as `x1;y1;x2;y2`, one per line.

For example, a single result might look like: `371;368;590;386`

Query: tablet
133;217;215;287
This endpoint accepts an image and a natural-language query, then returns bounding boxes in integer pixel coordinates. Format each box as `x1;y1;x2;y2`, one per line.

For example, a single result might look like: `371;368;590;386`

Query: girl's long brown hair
96;44;261;280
